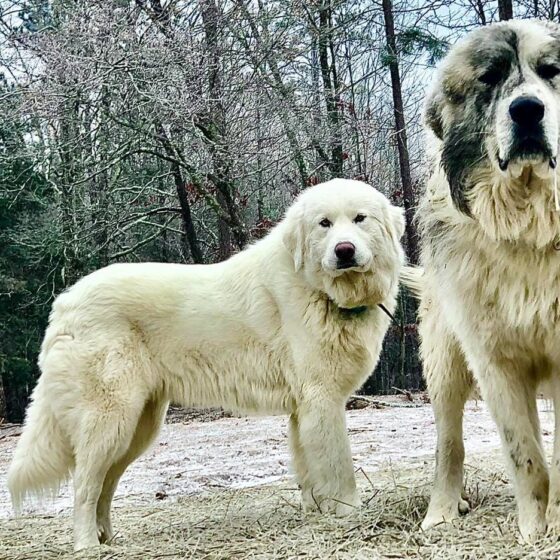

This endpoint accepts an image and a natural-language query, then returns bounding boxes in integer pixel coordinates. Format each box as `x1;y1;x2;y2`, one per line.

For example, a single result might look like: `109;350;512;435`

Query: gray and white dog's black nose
509;96;545;128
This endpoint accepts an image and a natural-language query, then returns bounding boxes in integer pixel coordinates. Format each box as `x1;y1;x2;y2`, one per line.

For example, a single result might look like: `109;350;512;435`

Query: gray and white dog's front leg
293;394;359;515
545;376;560;534
475;359;549;542
420;313;472;531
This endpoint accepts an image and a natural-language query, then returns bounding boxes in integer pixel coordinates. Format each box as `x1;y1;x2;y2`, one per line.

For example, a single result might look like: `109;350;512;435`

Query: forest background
0;0;537;421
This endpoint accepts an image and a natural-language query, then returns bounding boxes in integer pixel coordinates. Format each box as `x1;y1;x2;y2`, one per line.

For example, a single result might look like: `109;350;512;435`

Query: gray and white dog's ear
424;89;445;140
282;203;305;272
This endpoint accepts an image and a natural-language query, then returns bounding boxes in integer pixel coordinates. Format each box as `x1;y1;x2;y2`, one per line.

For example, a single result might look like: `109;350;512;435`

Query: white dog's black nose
509;96;545;128
335;242;356;262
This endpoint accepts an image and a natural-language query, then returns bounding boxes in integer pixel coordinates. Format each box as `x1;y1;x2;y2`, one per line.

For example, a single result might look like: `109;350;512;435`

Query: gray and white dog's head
426;20;560;244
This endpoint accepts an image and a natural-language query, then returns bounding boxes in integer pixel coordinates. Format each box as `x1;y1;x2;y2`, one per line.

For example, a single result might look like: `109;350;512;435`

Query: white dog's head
425;20;560;245
281;179;405;308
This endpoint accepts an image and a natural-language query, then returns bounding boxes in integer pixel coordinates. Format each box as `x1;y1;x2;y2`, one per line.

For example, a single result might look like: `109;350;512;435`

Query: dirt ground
1;398;559;559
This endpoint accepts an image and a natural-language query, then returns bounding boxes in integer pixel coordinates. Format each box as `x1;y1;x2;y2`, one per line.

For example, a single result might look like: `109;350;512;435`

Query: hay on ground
1;464;558;560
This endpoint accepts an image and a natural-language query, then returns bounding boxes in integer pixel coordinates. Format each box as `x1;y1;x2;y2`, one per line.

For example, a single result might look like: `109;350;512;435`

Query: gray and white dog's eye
479;68;504;86
537;64;560;81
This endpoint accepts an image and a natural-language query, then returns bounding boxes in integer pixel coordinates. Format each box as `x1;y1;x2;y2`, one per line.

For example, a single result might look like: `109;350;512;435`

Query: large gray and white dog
402;20;560;541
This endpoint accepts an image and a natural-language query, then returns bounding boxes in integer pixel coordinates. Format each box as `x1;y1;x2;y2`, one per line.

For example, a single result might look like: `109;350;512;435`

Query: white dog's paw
301;488;360;516
74;535;101;552
301;488;320;512
421;497;467;531
334;493;361;516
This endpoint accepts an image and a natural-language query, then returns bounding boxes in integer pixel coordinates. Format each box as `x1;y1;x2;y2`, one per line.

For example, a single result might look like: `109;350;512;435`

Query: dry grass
2;463;560;560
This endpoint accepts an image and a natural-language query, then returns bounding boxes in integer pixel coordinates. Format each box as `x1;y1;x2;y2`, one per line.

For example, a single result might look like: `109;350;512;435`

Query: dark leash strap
377;303;395;322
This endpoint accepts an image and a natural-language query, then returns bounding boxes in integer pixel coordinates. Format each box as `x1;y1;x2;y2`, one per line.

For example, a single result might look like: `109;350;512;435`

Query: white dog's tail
7;385;73;513
400;265;424;298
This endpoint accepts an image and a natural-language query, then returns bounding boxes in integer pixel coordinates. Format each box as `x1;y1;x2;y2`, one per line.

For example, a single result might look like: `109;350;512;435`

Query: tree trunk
58;98;81;286
200;0;246;256
235;0;313;188
174;172;204;264
318;1;343;177
381;0;419;265
498;0;513;20
139;0;247;255
473;0;487;25
155;124;204;264
0;375;6;422
345;39;364;177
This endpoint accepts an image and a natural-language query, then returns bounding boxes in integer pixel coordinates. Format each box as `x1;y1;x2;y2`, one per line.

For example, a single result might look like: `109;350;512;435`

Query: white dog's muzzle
322;238;372;275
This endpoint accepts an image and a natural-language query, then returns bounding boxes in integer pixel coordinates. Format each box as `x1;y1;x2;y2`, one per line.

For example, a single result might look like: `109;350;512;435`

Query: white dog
401;20;560;542
8;179;405;550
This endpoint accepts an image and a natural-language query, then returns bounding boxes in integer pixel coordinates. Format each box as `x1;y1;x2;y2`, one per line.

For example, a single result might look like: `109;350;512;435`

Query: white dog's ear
387;204;405;241
282;204;305;272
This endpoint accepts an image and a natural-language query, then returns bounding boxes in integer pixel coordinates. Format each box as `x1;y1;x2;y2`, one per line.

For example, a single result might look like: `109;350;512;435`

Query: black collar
333;302;395;321
337;305;369;319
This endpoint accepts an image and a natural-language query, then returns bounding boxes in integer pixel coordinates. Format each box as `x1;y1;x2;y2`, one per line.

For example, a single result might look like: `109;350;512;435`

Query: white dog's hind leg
296;398;359;516
72;396;149;550
545;376;560;535
421;312;472;531
73;433;122;550
475;361;548;542
96;395;169;544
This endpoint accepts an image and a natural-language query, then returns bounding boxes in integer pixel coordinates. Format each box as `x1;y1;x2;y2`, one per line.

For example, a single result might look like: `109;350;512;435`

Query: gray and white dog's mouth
498;155;557;178
496;148;560;210
497;142;557;179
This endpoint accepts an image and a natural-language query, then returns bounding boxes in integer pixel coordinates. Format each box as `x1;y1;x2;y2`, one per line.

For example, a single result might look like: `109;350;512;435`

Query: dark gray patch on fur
441;120;486;215
504;428;514;444
510;448;523;470
532;490;545;503
420;216;454;261
468;28;518;77
436;27;521;214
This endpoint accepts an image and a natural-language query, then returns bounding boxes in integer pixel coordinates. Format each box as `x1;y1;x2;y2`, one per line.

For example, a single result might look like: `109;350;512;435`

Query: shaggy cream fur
7;179;404;551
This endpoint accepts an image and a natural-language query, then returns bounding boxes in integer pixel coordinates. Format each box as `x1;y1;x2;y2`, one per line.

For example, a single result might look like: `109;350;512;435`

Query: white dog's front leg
475;361;549;542
294;397;359;515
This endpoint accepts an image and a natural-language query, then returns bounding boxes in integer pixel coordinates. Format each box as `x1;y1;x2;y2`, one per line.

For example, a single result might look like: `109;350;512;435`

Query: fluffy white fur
8;179;404;550
402;20;560;543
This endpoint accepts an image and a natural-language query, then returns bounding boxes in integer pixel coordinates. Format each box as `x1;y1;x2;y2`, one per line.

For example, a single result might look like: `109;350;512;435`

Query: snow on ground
0;399;555;519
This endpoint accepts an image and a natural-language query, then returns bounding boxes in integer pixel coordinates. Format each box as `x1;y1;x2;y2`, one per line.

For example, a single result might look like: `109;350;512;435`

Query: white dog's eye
538;64;560;81
319;218;332;228
353;214;366;223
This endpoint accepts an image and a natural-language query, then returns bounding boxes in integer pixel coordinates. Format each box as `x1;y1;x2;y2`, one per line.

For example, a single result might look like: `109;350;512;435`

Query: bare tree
498;0;514;19
382;0;419;264
3;0;480;419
